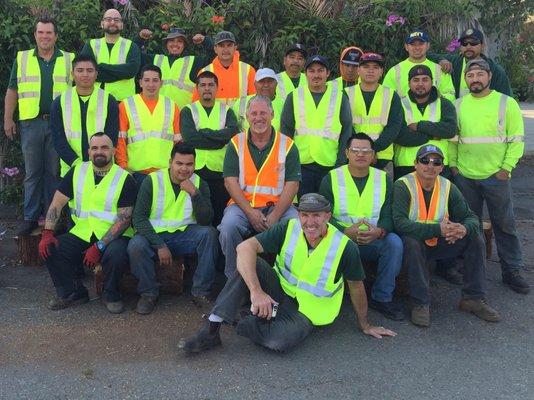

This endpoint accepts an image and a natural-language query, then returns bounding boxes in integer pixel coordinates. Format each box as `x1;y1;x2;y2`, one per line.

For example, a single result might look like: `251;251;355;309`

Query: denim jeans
218;204;298;278
358;233;403;302
454;173;524;274
45;233;129;301
19;118;59;221
401;235;487;305
127;224;219;297
212;257;314;352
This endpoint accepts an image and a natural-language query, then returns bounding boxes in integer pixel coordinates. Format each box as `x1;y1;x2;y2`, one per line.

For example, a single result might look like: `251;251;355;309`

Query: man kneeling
181;193;396;354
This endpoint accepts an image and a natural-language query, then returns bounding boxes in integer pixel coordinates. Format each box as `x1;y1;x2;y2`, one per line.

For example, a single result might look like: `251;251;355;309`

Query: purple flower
1;167;20;177
386;14;406;27
117;0;128;5
446;38;461;52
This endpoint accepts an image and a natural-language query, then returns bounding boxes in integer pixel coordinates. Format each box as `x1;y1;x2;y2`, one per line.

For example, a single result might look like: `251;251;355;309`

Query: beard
469;81;490;94
103;26;121;35
413;89;431;99
93;155;110;168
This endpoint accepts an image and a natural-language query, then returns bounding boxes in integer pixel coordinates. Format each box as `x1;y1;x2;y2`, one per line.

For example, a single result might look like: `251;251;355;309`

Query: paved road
520;102;534;154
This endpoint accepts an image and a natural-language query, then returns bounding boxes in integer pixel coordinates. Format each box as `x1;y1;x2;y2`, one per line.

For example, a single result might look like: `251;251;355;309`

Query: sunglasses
348;147;373;155
418;156;443;166
460;40;481;47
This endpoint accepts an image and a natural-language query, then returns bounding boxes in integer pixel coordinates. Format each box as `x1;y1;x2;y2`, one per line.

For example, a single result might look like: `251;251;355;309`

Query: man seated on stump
218;95;300;279
393;144;501;327
38;132;136;314
319;132;404;321
181;193;396;354
127;143;219;315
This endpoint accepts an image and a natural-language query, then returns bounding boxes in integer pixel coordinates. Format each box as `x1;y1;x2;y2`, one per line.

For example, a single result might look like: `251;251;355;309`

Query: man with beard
38;133;137;314
281;55;353;197
137;28;214;108
4;17;74;236
429;28;512;98
450;58;529;294
331;46;364;89
80;8;141;101
233;68;284;131
180;193;396;354
50;55;119;177
275;43;307;101
181;71;239;226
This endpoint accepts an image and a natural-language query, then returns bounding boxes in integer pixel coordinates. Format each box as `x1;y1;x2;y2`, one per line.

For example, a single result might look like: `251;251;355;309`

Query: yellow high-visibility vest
153;54;195;109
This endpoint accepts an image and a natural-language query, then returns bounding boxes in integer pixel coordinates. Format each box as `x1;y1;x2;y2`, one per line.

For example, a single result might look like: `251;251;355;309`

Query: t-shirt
255;219;365;281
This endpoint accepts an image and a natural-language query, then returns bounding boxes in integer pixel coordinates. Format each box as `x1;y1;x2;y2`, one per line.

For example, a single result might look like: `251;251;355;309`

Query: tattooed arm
99;206;133;246
44;191;70;231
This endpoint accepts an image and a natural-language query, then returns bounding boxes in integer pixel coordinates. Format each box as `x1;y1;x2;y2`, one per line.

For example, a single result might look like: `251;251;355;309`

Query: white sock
208;314;223;323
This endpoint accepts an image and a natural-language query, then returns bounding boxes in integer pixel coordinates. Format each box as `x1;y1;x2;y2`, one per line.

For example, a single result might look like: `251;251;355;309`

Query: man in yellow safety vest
275;43;307;102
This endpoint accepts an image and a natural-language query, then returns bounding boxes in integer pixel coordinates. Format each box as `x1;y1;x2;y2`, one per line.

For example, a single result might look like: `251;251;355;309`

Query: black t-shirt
59;166;138;207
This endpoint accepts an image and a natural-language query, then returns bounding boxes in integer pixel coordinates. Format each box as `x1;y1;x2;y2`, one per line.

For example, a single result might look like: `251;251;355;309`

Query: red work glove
83;244;102;269
38;229;59;260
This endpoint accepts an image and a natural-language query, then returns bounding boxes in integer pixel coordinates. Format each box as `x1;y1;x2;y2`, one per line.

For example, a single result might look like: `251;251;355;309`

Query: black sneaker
369;299;404;321
48;291;89;310
179;320;222;354
503;270;530;294
136;294;158;314
16;220;38;236
435;267;463;285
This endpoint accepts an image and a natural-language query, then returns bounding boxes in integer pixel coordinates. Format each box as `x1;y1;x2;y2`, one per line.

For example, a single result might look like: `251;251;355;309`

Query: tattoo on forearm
101;207;133;245
45;207;60;229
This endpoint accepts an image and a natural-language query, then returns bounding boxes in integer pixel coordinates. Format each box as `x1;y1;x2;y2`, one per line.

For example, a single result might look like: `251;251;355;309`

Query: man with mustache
38;133;137;314
450;58;528;294
181;193;396;354
331;46;364;89
80;8;141;101
275;43;307;101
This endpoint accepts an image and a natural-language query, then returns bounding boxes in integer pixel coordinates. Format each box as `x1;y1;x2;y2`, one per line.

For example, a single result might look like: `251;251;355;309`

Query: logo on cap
410;31;423;38
313;56;321;62
466;29;473;35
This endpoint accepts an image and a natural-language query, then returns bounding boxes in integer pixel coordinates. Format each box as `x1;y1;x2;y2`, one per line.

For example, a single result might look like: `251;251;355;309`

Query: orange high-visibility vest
229;131;293;207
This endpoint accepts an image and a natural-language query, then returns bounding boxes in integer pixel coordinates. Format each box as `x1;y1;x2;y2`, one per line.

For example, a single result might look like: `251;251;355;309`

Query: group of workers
3;8;527;354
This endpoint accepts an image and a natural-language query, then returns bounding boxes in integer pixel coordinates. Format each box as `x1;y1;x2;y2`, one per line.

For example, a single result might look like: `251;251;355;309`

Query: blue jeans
19;118;59;220
358;233;403;302
454;173;523;274
127;225;219;297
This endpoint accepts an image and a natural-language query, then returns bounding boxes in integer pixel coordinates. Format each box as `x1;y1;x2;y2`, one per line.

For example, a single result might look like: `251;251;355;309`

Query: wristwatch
96;240;106;252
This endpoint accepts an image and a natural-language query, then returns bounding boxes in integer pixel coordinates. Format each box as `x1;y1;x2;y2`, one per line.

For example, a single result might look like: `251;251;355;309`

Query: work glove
38;229;59;260
83;244;102;269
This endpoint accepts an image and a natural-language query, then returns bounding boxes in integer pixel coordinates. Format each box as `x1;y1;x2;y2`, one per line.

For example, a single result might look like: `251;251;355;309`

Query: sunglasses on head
418;156;443;166
460;40;481;47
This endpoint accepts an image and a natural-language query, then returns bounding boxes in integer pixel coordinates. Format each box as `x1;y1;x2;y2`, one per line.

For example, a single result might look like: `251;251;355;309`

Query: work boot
136;294;158;315
435;267;463;285
459;298;501;322
180;320;222;354
16;220;38;236
369;299;404;321
48;291;89;310
103;300;125;314
411;305;430;327
502;270;530;294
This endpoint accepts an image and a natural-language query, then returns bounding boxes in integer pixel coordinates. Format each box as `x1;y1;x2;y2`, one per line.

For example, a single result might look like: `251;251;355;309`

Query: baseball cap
340;46;363;65
214;31;236;45
255;68;277;81
416;144;444;160
406;29;429;44
459;28;484;43
359;52;385;67
465;58;490;74
285;43;307;58
305;55;329;70
408;64;433;81
297;193;331;212
163;28;187;42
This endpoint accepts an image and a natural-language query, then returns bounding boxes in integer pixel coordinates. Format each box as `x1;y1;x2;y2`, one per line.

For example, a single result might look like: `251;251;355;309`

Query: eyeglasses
418;156;443;166
460;40;481;47
348;147;373;155
102;17;122;23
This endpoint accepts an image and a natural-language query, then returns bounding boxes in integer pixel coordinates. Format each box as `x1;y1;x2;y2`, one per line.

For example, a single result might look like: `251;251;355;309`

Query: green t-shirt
256;219;365;281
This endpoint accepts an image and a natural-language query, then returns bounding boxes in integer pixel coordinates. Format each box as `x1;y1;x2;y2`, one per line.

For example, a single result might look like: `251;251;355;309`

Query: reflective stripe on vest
148;169;199;232
154;54;195;108
456;93;508;141
331;166;386;227
276;71;305;100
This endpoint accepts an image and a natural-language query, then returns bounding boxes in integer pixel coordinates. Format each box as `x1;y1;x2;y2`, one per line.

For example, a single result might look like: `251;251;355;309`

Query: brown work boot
411;305;430;327
459;298;501;322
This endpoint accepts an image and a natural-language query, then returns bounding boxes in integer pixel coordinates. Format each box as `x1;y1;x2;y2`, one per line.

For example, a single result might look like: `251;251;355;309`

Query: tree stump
483;221;493;260
14;226;44;267
94;258;184;296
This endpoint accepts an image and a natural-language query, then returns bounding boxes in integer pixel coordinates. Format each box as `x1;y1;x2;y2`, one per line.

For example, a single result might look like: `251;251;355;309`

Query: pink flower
446;38;461;52
117;0;128;5
211;15;225;24
1;167;20;177
386;14;406;27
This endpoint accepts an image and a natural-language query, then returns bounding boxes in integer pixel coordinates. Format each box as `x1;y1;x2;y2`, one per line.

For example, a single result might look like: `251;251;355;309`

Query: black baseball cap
459;28;484;43
416;144;444;159
163;28;187;42
305;55;329;70
359;52;385;67
285;43;307;58
340;47;363;65
408;64;433;81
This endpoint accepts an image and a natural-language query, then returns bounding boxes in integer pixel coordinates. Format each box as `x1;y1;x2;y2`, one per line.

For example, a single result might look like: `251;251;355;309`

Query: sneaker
411;305;430;327
459;298;501;322
435;267;463;285
103;300;125;314
48;291;89;310
502;270;530;294
369;299;404;321
179;320;222;354
16;220;38;236
136;294;158;315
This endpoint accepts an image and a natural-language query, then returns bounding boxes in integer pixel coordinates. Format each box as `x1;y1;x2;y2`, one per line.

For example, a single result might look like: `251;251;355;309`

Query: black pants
299;165;331;199
45;233;129;301
197;169;229;227
212;258;314;352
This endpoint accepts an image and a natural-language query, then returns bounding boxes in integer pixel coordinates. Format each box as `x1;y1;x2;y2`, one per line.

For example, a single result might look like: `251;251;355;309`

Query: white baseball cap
255;68;277;82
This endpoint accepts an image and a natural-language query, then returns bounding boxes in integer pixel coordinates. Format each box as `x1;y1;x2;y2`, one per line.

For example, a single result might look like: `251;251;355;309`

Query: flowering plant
211;15;224;24
446;38;461;52
0;167;20;177
385;14;406;27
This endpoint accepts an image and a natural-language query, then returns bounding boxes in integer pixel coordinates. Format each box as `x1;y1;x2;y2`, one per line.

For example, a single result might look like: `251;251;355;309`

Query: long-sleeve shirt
392;178;480;240
50;91;119;166
132;170;213;247
116;94;181;174
280;90;354;172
